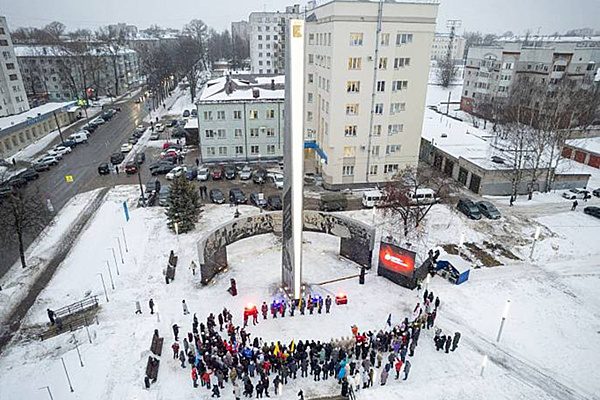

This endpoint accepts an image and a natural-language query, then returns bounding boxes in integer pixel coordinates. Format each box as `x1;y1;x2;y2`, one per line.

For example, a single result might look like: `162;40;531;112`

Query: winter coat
380;369;389;385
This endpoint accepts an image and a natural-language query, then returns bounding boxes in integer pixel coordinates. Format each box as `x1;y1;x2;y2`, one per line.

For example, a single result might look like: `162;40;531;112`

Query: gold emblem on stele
293;24;302;38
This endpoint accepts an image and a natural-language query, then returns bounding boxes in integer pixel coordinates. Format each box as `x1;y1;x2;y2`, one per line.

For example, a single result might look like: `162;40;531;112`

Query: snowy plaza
1;182;599;400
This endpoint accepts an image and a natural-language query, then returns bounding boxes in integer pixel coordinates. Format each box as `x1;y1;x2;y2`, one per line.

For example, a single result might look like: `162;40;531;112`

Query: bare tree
379;165;455;238
0;184;51;269
436;58;457;88
174;36;204;102
96;26;128;96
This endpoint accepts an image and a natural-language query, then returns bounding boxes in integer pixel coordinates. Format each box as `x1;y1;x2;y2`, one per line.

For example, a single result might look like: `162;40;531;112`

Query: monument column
281;19;305;299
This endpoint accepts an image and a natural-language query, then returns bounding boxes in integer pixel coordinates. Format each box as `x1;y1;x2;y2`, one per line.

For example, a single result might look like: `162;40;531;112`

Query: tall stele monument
281;19;305;300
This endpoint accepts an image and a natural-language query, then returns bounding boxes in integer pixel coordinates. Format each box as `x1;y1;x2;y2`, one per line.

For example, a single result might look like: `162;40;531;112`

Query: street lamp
496;299;511;342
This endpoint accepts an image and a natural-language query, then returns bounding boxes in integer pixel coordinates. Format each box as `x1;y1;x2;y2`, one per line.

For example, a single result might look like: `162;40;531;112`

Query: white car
562;188;590;200
45;149;64;160
166;166;187;180
273;174;284;189
52;145;72;156
155;123;165;132
91;117;105;125
120;143;133;153
37;155;60;166
239;165;252;180
197;167;210;181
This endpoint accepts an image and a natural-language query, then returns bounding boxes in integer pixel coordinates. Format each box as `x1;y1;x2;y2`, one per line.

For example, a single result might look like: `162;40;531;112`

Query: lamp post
105;260;115;290
529;226;541;260
480;355;488;377
110;248;120;275
60;357;74;392
116;237;124;264
97;273;109;302
496;299;511;342
38;386;54;400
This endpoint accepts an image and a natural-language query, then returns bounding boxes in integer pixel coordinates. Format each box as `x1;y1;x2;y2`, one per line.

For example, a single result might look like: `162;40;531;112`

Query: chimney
252;88;260;98
270;79;275;90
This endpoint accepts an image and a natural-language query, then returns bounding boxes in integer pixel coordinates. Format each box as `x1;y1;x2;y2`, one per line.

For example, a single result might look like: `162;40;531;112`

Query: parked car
68;131;88;144
562;188;590;200
197;167;210;181
98;162;110;175
125;162;138;175
253;169;267;184
182;110;190;118
36;155;60;167
110;152;124;165
60;140;78;149
158;186;171;206
151;163;174;176
128;136;139;145
593;188;600;198
185;167;198;180
476;201;501;219
18;168;39;182
82;123;96;132
250;192;268;208
33;162;51;172
272;174;284;189
268;194;282;210
583;206;600;219
0;185;12;198
155;123;165;132
121;143;133;153
320;193;347;212
45;149;64;160
191;109;197;117
229;188;247;204
457;198;482;220
52;145;72;156
224;165;236;180
7;176;27;188
132;130;143;139
171;128;186;139
210;188;225;204
239;165;252;180
150;132;160;140
167;119;177;127
91;117;105;125
161;149;180;159
135;152;146;164
166;166;187;180
212;167;224;180
145;178;161;194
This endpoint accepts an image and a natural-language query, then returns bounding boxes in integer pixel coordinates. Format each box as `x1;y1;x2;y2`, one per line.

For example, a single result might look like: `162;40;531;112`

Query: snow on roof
0;101;75;132
14;45;136;58
565;137;600;156
198;75;285;103
497;35;600;44
184;118;198;129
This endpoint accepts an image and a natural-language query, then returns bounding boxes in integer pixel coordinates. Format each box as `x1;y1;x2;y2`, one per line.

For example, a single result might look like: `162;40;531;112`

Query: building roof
14;45;136;58
0;101;75;136
565;137;600;156
198;74;285;103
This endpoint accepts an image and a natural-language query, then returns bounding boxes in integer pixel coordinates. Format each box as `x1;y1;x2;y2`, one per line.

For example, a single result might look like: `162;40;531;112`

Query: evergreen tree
165;176;201;233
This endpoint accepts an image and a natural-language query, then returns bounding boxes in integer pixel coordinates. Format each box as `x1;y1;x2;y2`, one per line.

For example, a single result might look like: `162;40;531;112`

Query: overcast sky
1;0;598;35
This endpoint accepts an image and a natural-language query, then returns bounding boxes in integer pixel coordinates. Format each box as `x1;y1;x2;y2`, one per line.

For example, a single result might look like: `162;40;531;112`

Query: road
0;96;149;277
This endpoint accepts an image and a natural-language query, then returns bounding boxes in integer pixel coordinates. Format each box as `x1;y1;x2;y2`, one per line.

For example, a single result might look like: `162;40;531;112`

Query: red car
212;167;223;180
125;162;138;175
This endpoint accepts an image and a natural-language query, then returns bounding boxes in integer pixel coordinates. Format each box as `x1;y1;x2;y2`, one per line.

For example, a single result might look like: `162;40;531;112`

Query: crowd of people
160;288;458;399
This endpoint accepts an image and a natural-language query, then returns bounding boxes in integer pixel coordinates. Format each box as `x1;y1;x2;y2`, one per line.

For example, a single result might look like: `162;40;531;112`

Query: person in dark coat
179;350;186;368
47;309;55;325
403;360;411;380
445;336;452;353
325;295;332;313
172;324;179;341
218;313;224;331
341;377;349;396
261;302;268;319
149;298;154;314
434;297;440;309
572;200;578;211
452;332;461;351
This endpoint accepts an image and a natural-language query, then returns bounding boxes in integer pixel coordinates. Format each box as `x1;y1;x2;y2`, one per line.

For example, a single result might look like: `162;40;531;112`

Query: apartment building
461;39;599;113
304;0;438;189
196;74;285;163
15;44;141;105
249;4;301;74
431;32;465;62
0;16;29;117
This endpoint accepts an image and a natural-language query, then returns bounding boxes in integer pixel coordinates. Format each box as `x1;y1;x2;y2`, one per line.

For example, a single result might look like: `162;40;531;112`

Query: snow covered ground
1;184;599;400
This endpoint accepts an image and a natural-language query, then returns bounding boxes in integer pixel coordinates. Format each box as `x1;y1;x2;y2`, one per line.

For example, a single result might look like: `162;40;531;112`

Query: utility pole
106;260;115;290
38;386;54;400
52;111;65;144
97;273;109;302
72;334;84;367
496;300;511;342
60;357;74;392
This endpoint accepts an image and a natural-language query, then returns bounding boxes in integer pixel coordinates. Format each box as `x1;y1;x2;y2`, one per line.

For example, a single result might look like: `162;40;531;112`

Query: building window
380;33;390;46
393;57;410;69
309;33;315;45
266;128;275;137
205;129;216;138
217;110;226;120
369;165;378;175
376;81;385;92
342;165;355;176
343;146;356;158
374;103;384;115
234;110;242;119
203;111;213;121
349;33;363;46
388;124;404;135
384;164;399;174
266;144;276;154
235;146;244;155
390;103;406;114
217;129;226;139
9;74;18;81
373;125;382;136
0;40;8;46
345;104;359;116
266;109;275;119
386;144;401;154
249;110;259;119
258;35;263;40
6;63;15;70
308;73;314;83
308;54;314;64
234;128;243;138
250;128;259;137
346;81;360;93
392;80;408;91
250;145;260;155
378;57;387;70
219;146;228;155
348;57;361;70
207;147;216;156
371;146;380;156
344;125;357;137
396;33;413;45
307;92;314;103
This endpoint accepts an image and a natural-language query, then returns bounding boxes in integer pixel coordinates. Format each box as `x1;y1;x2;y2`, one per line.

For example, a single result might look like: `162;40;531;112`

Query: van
407;188;438;205
362;190;383;208
68;131;88;144
320;193;348;212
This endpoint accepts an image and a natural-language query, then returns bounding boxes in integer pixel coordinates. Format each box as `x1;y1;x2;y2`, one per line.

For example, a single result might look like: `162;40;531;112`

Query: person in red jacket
191;366;199;387
201;371;211;389
394;359;404;380
263;360;271;375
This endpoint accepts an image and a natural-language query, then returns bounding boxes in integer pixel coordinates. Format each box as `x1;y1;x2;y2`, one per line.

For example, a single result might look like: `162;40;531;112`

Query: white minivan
68;131;89;144
362;190;383;208
408;188;438;205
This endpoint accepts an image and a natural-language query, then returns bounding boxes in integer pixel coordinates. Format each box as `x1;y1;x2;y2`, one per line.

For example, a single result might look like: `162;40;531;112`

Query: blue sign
123;201;130;222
